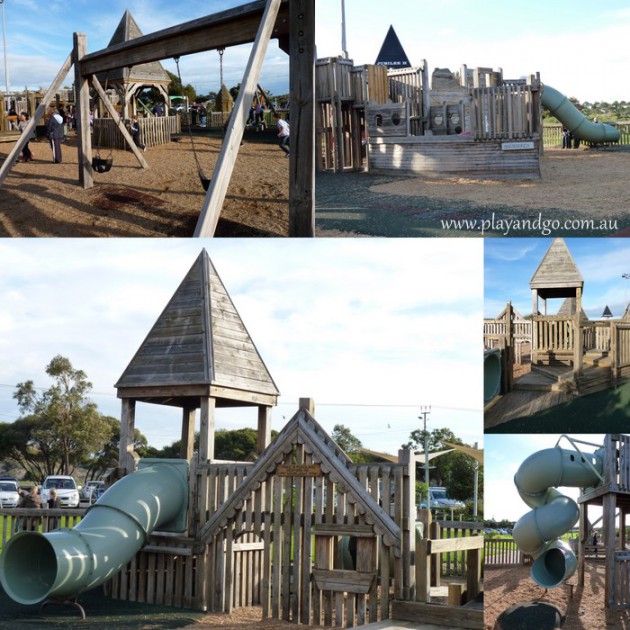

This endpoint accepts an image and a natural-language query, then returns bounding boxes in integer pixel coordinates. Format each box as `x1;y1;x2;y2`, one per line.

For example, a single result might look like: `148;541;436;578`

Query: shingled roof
530;238;584;298
115;249;279;407
97;10;170;86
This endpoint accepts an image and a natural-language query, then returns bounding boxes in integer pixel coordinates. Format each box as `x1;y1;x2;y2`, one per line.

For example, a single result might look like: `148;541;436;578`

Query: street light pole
0;0;9;100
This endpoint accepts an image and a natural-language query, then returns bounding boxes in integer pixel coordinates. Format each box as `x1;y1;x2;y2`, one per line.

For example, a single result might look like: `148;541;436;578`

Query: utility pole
340;0;349;59
473;441;479;519
0;1;9;100
418;406;431;510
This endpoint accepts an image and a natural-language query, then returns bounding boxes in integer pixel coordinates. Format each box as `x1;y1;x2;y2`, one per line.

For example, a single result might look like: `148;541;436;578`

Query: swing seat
92;157;113;173
200;176;211;191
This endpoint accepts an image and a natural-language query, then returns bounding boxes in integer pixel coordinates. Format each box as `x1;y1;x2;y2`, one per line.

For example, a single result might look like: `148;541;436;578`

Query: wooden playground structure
0;0;316;237
484;239;630;425
0;249;483;628
316;57;542;178
578;434;630;608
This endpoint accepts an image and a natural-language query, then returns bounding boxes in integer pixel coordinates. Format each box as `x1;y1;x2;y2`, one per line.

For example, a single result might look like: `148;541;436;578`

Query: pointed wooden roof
375;26;411;69
200;408;401;547
556;297;588;320
624;303;630;320
116;249;279;407
601;305;613;319
530;239;584;299
97;11;170;86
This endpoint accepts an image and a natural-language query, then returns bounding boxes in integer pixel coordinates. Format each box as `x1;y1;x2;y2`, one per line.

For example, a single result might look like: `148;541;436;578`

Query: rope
174;56;208;182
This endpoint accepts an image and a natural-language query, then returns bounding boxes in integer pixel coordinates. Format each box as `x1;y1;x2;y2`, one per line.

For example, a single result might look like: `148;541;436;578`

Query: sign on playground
501;141;536;151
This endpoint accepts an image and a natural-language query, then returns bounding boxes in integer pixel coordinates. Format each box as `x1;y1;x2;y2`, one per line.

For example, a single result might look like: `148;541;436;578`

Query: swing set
0;0;316;237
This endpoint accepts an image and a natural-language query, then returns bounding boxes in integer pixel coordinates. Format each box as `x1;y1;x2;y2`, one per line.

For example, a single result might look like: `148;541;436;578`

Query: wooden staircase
578;350;613;395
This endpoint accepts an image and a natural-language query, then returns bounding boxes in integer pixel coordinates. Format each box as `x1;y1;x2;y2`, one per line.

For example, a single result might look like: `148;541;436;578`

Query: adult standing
46;107;64;163
17;112;35;162
274;113;290;157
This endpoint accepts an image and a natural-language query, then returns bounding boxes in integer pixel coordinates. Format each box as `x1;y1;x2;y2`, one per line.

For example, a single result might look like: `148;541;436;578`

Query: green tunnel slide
0;459;189;606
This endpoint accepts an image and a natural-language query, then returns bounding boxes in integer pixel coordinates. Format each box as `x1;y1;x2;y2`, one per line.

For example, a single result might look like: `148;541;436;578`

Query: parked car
40;475;80;508
0;480;20;508
420;486;466;510
82;480;105;504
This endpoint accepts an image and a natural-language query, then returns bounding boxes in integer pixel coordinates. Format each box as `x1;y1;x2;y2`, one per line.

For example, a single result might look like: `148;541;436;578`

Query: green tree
9;355;113;478
167;70;196;104
331;424;362;454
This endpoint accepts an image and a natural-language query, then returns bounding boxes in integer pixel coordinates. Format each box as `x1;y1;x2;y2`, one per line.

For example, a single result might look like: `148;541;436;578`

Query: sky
316;0;630;103
0;0;290;97
3;1;629;103
485;434;606;523
485;238;630;319
0;238;483;455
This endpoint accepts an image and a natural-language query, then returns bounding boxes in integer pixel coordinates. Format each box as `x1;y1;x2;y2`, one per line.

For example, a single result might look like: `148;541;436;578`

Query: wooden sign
277;463;322;477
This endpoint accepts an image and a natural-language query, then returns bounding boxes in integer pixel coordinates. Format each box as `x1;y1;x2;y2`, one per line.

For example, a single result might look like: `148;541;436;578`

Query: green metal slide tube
0;459;188;605
513;446;602;588
484;349;501;403
542;85;620;143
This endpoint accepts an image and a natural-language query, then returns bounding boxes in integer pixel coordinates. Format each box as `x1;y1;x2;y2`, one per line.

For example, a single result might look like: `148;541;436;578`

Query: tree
8;355;114;478
331;424;362;454
167;70;196;104
402;427;482;503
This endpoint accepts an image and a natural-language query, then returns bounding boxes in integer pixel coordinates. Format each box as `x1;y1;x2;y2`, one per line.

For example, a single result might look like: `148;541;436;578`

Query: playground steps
484;389;572;428
577;364;613;396
514;365;572;392
583;350;612;368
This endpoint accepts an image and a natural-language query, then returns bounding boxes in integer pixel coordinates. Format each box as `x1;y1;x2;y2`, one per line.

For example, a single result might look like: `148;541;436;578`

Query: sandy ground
485;564;630;629
2;139;629;237
182;607;332;629
0;133;290;237
372;148;630;217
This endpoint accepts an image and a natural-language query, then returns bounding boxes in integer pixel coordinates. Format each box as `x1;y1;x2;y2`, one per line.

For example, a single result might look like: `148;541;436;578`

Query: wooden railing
93;115;180;150
532;315;575;355
433;521;484;578
470;84;539;140
612;551;630;608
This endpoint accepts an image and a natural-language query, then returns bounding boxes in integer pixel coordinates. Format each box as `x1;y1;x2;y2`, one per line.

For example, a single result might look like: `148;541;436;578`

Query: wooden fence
470;84;538;140
0;508;85;547
484;537;523;567
92;115;180;150
543;122;630;147
612;551;630;608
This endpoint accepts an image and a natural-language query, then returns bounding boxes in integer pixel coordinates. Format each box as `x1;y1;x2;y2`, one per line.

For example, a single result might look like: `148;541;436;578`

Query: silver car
0;481;20;508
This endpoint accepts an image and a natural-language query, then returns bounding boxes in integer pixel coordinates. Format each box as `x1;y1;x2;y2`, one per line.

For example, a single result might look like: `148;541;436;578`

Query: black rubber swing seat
92;157;113;173
201;176;211;191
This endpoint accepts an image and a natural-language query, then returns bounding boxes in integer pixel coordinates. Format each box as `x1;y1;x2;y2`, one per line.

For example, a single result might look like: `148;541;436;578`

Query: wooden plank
392;601;484;629
0;53;73;189
74;34;94;189
313;523;376;537
194;0;283;237
288;0;315;236
428;535;484;554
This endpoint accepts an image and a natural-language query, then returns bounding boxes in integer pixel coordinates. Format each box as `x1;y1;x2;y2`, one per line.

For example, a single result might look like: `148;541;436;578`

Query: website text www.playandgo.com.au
441;212;619;236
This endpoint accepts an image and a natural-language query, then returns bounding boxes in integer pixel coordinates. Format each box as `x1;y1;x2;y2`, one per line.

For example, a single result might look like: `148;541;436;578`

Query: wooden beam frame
80;1;290;76
0;52;73;188
194;0;282;236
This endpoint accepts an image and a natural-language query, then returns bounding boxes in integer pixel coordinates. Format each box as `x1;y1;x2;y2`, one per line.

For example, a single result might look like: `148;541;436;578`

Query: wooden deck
485;389;571;429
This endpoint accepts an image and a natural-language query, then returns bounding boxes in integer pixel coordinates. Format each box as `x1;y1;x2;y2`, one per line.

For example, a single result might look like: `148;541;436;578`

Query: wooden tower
530;238;585;372
578;434;630;608
115;249;280;474
97;11;171;118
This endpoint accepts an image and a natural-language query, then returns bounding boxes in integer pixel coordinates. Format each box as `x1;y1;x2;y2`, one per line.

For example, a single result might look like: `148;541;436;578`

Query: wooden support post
0;53;73;189
288;0;315;236
578;502;587;587
257;405;272;453
194;0;282;237
299;397;315;414
603;491;616;607
181;407;196;460
399;449;416;600
119;398;137;475
574;286;583;376
91;75;149;169
73;34;94;189
199;397;216;463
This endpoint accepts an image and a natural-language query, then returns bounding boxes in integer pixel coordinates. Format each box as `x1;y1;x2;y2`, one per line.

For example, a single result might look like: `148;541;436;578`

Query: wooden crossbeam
0;53;73;189
80;1;290;76
194;0;282;237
